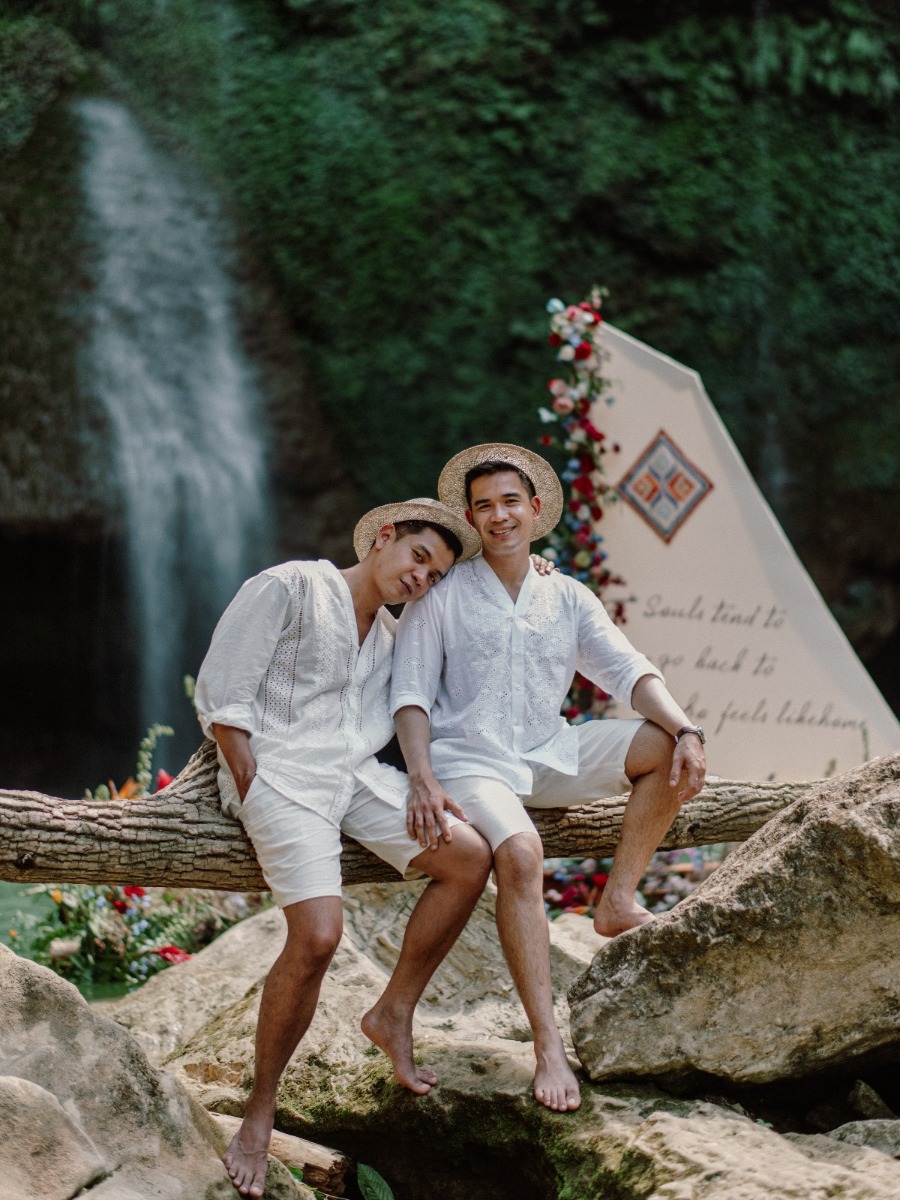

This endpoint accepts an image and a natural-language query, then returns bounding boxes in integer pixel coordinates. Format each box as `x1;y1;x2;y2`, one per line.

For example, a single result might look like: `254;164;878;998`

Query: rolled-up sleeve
390;586;445;717
575;590;663;706
195;573;292;738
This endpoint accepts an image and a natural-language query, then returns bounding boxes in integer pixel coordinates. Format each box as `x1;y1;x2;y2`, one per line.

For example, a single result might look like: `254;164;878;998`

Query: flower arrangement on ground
14;724;269;992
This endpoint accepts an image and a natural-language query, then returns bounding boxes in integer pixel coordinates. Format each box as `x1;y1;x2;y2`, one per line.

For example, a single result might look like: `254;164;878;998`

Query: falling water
74;97;271;759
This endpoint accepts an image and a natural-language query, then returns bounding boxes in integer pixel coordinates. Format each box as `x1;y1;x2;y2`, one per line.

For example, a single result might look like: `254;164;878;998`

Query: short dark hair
393;519;463;562
464;460;536;508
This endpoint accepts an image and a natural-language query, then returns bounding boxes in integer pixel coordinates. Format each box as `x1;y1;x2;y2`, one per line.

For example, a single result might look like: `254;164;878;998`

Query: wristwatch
675;725;706;744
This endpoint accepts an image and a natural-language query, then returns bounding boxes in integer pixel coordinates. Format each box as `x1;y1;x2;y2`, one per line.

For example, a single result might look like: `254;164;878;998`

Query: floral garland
536;288;627;721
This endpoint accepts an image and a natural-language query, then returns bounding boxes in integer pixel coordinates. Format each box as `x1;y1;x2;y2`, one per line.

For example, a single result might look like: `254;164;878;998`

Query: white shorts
236;773;455;908
440;718;643;853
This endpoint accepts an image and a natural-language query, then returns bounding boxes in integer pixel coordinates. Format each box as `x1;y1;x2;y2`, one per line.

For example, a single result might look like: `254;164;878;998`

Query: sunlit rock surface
569;754;900;1087
0;944;254;1198
109;877;899;1200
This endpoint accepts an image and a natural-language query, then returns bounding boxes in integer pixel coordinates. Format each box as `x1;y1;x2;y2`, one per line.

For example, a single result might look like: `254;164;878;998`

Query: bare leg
594;721;682;937
361;825;491;1093
493;832;581;1112
223;896;343;1198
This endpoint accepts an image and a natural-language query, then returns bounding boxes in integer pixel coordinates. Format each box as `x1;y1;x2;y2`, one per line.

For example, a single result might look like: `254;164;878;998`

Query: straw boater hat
353;497;481;563
438;443;564;542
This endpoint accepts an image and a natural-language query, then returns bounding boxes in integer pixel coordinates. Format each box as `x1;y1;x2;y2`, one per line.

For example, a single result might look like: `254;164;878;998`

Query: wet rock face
0;944;239;1199
569;752;900;1088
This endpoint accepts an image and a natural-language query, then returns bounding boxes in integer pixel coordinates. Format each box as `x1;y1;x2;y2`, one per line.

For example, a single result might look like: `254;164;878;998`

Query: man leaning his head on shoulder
390;444;707;1116
194;498;489;1199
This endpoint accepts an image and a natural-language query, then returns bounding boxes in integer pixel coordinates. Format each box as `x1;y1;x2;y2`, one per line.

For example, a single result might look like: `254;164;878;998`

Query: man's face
467;470;540;557
374;525;457;605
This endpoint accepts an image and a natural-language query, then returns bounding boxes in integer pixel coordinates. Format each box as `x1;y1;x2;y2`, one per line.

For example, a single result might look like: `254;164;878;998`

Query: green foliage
0;15;85;157
18;0;900;637
29;883;211;988
357;1162;395;1200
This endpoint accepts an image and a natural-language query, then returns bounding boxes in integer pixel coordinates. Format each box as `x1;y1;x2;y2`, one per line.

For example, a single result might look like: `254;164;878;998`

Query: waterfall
74;97;271;762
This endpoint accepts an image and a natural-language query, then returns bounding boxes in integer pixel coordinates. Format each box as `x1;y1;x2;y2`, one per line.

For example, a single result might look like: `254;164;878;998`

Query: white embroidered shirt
390;554;663;794
195;560;407;821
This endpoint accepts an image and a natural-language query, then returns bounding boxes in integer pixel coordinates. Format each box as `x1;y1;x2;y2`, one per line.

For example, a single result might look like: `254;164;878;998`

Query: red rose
568;499;581;513
590;505;603;520
123;886;145;899
539;434;552;446
548;333;562;346
154;946;191;965
574;342;591;361
154;770;174;793
113;899;128;914
579;454;594;471
572;475;594;497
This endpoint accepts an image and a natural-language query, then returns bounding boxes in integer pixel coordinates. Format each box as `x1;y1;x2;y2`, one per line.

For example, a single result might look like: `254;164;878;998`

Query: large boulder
0;944;311;1200
140;878;900;1199
93;906;289;1064
569;753;900;1087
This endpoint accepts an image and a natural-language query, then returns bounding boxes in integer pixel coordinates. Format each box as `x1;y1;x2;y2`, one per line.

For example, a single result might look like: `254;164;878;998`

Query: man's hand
211;723;257;804
530;552;558;576
669;734;706;802
406;773;467;851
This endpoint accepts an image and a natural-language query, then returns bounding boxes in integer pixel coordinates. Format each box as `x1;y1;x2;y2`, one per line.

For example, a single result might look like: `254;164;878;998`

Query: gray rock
825;1119;900;1159
154;878;900;1200
569;753;900;1086
0;1075;106;1200
0;943;311;1199
848;1078;897;1120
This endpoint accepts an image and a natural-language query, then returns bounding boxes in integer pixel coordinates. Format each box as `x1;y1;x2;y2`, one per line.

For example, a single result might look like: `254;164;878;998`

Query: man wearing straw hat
391;446;707;1112
195;498;489;1198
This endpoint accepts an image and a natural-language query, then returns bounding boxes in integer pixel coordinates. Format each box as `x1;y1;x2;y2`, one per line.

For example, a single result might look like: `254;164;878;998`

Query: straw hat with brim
353;497;481;564
438;443;564;542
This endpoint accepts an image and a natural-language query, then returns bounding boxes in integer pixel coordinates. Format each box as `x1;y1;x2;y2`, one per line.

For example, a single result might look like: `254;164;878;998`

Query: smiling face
466;470;541;560
372;524;457;606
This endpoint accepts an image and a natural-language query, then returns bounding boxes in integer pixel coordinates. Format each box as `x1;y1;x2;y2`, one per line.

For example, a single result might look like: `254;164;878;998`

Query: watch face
678;725;705;744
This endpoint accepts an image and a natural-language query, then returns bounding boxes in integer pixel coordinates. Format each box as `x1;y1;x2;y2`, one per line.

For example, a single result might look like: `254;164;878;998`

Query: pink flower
548;379;568;396
552;395;574;415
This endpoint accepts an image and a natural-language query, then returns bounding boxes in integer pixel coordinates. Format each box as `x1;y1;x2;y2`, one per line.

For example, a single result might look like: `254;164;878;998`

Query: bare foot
361;1004;437;1095
222;1103;273;1198
533;1043;581;1112
594;897;654;938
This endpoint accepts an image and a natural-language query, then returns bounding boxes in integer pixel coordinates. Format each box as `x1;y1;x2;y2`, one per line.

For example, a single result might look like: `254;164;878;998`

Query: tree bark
2;740;889;891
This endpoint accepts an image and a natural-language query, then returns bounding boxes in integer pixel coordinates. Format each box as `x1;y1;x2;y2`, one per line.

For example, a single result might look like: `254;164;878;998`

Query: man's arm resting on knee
629;674;706;801
394;705;468;851
211;723;258;803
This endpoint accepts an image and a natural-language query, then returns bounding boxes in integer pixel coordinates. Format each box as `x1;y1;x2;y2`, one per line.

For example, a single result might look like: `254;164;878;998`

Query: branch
0;740;845;890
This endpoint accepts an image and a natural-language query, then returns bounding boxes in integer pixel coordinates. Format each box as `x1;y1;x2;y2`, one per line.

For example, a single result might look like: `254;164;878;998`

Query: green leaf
357;1162;395;1200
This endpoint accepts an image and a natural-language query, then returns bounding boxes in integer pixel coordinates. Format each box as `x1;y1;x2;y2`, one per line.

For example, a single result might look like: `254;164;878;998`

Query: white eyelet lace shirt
390;554;663;794
195;560;408;821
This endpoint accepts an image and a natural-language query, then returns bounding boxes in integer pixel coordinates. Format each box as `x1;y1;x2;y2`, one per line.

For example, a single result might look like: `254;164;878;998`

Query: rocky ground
2;754;899;1198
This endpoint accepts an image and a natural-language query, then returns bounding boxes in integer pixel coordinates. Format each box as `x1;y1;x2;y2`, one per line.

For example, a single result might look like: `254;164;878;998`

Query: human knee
495;833;544;892
299;923;342;970
625;721;674;781
283;904;343;969
457;827;492;884
420;827;492;887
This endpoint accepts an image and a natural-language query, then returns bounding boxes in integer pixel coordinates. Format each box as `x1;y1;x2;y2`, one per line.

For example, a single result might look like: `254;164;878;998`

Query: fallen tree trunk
3;740;891;891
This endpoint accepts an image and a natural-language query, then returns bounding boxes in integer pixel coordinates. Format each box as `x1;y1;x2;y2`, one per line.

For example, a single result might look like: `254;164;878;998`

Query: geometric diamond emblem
616;429;714;543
